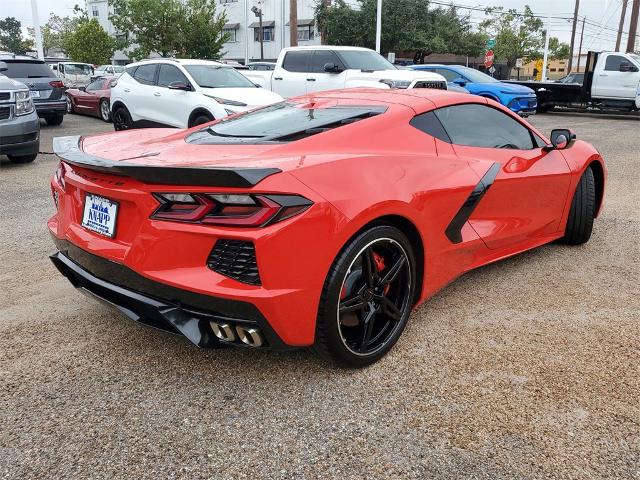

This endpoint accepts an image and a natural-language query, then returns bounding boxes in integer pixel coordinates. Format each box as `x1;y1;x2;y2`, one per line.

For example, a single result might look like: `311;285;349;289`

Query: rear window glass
62;63;93;75
187;102;386;144
2;61;54;78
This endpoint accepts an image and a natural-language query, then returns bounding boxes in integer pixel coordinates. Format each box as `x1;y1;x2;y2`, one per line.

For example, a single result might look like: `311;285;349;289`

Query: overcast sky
4;0;637;52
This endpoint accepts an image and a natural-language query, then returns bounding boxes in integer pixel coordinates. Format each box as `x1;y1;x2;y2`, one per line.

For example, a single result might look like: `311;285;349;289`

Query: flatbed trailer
506;51;640;113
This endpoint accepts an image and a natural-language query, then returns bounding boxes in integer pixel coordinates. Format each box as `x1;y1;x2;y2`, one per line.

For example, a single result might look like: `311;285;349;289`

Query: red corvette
65;76;116;122
49;88;605;366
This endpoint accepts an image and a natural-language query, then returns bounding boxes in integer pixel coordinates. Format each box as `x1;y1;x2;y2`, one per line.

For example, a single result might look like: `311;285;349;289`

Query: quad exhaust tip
210;321;264;347
236;326;264;347
210;322;236;342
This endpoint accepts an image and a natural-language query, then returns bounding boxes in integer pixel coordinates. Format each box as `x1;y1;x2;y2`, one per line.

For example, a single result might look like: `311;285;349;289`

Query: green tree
548;36;570;60
0;17;33;54
110;0;228;59
63;18;117;64
479;6;544;72
28;9;87;55
315;0;483;58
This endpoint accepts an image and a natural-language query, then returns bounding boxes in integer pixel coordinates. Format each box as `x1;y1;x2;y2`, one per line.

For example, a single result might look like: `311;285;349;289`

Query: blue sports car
411;64;538;116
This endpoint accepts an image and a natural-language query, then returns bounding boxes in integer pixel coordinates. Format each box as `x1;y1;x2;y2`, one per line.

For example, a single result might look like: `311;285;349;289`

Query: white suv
109;59;283;130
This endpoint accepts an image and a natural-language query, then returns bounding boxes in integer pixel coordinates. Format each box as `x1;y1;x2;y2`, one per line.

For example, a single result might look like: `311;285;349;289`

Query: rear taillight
49;80;64;88
151;193;312;227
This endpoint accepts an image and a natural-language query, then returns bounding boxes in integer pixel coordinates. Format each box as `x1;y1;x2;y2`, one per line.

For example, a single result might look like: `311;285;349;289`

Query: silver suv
0;65;40;164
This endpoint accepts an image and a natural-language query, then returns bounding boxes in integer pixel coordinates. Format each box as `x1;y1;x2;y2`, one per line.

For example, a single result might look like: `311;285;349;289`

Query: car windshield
64;64;93;75
629;54;640;64
335;50;396;71
184;65;255;88
458;66;500;83
187;102;385;143
2;60;54;78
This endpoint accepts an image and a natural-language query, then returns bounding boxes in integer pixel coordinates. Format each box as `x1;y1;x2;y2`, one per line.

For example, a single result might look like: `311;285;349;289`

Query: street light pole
30;0;44;60
244;0;249;64
251;6;264;61
259;11;264;60
541;12;551;81
375;0;382;53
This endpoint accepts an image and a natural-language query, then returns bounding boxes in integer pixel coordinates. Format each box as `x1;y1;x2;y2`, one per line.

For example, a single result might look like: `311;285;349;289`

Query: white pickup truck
508;51;640;112
244;46;447;97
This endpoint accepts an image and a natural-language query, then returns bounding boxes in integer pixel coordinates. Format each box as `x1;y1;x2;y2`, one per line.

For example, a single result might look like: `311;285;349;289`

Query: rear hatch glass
3;61;54;79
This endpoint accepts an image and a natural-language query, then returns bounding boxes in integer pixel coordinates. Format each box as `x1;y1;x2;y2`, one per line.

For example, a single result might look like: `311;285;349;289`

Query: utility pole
290;0;298;47
577;17;585;71
30;0;44;60
627;0;640;53
616;0;628;51
568;0;580;73
375;0;382;53
320;0;331;44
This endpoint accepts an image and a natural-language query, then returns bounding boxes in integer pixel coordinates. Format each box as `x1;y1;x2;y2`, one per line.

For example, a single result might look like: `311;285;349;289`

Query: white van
51;62;94;88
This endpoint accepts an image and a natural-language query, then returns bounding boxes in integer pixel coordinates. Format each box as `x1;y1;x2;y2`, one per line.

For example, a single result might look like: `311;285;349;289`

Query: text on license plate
30;90;40;98
82;194;118;237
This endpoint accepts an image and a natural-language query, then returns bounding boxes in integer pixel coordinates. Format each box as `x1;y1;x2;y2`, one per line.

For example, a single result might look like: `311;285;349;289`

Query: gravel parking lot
1;111;638;479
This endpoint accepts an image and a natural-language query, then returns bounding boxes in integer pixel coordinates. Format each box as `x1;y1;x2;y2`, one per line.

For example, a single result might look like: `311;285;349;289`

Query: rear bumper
50;238;289;350
35;100;66;116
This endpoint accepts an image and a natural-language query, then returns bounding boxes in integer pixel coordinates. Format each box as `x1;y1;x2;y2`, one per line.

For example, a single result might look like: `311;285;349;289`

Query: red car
49;88;606;367
65;76;116;122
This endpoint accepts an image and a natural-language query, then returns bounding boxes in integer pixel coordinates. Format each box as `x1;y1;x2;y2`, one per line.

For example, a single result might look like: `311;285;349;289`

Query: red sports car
65;76;116;122
49;88;605;367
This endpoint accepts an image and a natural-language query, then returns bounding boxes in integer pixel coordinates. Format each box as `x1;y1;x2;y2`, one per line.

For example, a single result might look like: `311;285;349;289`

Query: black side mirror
323;62;343;73
545;128;576;151
168;81;192;91
0;61;7;72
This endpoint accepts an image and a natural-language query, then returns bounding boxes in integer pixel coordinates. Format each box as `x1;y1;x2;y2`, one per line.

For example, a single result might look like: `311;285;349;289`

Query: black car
556;72;584;84
0;54;66;125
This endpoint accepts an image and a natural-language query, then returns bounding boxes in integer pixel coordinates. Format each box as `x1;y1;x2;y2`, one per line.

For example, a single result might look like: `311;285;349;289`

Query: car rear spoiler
52;135;281;187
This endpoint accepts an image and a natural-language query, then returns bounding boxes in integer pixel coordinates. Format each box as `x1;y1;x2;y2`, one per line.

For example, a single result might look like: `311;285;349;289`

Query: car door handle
307;78;316;81
123;88;130;92
153;92;161;97
274;77;283;80
599;74;608;77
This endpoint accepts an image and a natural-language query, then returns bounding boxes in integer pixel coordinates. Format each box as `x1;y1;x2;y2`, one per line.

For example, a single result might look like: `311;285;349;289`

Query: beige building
513;58;570;80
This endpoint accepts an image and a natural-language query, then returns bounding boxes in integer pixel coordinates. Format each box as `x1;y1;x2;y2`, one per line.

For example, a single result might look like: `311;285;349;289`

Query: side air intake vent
207;239;260;285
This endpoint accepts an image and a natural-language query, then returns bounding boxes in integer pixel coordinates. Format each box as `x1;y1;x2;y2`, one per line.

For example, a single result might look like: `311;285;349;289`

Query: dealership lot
1;112;638;478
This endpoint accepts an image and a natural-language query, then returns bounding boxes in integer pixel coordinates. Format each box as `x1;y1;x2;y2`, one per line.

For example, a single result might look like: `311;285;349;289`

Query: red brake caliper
372;252;390;295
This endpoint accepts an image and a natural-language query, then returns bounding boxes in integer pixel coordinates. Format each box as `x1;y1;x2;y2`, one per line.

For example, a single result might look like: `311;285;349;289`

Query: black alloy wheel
314;225;416;367
113;106;133;131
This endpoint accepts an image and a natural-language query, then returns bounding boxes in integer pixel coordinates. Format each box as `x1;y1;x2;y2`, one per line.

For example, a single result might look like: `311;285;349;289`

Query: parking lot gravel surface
1;111;638;479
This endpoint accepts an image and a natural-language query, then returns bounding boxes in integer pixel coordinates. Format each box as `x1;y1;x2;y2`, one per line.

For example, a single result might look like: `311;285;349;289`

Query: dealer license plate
82;194;118;238
30;90;40;98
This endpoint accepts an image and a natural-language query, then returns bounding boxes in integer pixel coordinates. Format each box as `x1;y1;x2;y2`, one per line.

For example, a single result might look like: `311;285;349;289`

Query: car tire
66;95;74;114
561;166;596;245
189;113;213;128
8;153;37;164
99;99;111;122
113;106;133;131
313;225;416;368
45;114;64;126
